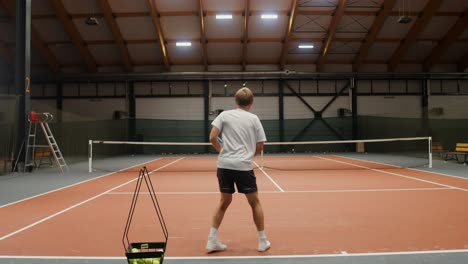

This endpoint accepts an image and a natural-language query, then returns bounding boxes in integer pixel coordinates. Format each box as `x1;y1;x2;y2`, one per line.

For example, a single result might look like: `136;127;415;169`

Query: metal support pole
88;140;93;173
428;137;432;168
351;77;358;140
56;82;63;123
128;81;136;141
278;80;284;143
203;80;210;152
422;79;430;136
14;0;32;170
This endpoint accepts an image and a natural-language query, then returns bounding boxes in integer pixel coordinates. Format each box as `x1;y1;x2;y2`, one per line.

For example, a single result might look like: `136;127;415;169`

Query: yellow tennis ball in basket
149;258;160;264
129;248;140;264
137;258;155;264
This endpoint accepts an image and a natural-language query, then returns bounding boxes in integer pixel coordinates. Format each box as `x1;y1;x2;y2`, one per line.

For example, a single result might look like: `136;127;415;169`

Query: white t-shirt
211;108;267;171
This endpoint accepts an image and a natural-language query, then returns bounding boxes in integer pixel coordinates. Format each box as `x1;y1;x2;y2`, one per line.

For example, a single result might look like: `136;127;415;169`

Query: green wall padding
44;117;467;158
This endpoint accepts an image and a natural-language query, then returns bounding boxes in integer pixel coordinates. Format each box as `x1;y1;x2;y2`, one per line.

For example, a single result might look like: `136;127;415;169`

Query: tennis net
88;137;432;173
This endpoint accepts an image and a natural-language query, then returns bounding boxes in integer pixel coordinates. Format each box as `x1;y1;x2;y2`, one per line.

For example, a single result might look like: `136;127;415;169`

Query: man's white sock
209;227;218;238
258;230;266;239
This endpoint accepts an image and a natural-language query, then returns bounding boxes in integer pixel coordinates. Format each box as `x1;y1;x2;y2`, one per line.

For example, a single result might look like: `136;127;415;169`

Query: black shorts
217;168;258;194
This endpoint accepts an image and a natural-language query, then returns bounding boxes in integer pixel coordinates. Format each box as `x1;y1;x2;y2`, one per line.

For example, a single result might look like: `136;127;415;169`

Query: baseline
2;248;468;259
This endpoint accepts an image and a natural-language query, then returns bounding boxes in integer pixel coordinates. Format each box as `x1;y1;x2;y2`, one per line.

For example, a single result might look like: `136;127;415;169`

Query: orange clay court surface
1;155;468;258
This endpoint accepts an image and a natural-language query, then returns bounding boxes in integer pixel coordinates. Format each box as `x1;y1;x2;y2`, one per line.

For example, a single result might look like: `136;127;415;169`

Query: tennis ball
148;258;160;264
131;248;140;253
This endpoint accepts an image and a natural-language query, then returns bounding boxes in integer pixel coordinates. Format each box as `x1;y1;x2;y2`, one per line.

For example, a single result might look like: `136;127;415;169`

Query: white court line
340;155;468;181
2;248;468;260
410;167;468;180
0;157;162;209
253;161;284;192
317;156;468;192
0;158;184;241
280;187;452;193
107;187;451;195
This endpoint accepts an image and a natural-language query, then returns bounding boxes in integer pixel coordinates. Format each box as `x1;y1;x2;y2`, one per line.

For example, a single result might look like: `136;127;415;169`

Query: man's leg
206;193;232;253
245;192;271;251
245;192;264;230
212;192;232;229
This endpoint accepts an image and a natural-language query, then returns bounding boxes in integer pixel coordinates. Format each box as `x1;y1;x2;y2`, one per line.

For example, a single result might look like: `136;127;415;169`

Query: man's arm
255;141;264;156
209;126;222;153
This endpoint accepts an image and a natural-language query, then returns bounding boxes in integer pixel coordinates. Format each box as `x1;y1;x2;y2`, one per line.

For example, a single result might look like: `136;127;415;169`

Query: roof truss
279;0;299;70
48;0;97;72
0;0;60;73
387;0;443;72
145;0;170;71
98;0;133;72
423;8;468;71
0;39;13;64
31;10;465;20
29;37;468;47
459;52;468;72
197;0;208;70
353;0;396;72
242;0;250;71
316;0;348;72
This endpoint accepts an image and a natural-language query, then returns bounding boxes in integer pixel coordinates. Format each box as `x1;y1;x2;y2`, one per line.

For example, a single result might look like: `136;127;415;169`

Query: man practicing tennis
206;87;271;253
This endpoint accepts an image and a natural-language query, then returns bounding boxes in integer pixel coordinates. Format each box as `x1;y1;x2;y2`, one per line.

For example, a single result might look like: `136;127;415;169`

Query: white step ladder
24;112;68;173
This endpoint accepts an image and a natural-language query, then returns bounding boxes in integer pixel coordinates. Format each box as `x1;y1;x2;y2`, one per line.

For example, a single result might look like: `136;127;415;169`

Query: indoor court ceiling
0;0;467;74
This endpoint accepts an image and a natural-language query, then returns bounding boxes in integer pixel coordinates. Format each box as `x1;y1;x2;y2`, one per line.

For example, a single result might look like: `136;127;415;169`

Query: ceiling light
85;17;99;26
261;14;278;19
397;16;412;24
216;14;233;19
298;44;314;49
176;42;192;47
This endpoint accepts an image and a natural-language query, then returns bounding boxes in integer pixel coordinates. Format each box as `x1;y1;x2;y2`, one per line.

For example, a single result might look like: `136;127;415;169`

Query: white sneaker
258;238;271;252
206;236;227;253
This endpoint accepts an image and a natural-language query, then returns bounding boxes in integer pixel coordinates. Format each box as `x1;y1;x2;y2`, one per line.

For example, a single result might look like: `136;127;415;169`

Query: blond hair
235;87;254;107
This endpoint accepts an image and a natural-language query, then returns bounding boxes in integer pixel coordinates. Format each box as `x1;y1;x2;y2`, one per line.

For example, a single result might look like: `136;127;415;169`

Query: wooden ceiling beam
59;58;460;68
197;0;208;70
388;11;460;17
0;0;60;73
0;40;13;64
31;30;61;73
48;0;97;72
458;52;468;72
31;10;464;20
316;0;348;72
387;0;443;72
242;0;250;71
40;37;468;47
145;0;170;71
279;0;299;70
423;8;468;71
353;0;396;72
297;10;463;17
98;0;133;72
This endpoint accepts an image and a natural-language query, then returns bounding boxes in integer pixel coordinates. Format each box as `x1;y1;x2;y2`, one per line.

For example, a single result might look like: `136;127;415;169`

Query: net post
428;137;432;168
88;140;93;173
